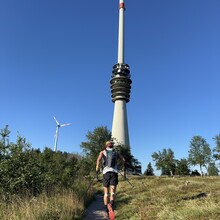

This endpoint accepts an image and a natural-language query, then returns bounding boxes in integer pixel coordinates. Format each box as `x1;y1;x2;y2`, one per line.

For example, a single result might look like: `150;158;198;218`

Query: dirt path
84;194;109;220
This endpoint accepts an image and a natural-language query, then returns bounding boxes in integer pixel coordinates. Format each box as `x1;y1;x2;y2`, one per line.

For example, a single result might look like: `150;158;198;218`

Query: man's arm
96;151;103;171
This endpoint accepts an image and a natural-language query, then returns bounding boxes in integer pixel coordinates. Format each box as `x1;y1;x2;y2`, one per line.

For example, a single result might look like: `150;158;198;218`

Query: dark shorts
103;172;118;187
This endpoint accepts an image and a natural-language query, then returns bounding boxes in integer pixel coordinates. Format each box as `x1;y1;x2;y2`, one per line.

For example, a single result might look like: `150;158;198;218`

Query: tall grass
0;178;95;220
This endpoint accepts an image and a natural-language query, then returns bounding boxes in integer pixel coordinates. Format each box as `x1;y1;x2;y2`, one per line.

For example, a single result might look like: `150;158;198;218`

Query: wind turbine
53;116;71;152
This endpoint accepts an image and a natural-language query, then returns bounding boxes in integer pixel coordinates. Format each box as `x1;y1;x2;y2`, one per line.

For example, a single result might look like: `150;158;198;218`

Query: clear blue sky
1;0;220;174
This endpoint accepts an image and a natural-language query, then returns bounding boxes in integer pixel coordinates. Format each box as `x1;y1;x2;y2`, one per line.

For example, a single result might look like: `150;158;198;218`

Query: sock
110;200;114;209
105;205;108;213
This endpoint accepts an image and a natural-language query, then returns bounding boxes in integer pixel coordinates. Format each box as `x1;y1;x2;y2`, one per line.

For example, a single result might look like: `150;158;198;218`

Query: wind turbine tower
53;116;71;152
110;0;132;148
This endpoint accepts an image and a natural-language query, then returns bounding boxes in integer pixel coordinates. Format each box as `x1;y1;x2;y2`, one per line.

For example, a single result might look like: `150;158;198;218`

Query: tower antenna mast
118;0;125;63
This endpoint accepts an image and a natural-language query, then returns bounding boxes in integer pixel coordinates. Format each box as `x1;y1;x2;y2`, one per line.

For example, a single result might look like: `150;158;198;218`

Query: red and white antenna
118;0;125;64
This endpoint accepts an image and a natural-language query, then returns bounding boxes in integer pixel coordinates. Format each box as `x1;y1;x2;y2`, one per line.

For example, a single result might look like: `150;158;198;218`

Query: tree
113;145;141;176
207;162;219;176
144;162;154;176
115;143;132;168
175;158;190;176
188;136;212;176
80;126;112;172
80;126;138;176
213;134;220;161
0;135;44;197
130;157;142;174
152;148;176;176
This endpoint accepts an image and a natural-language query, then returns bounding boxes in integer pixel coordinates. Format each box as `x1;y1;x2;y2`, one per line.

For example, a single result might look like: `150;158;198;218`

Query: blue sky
0;0;220;174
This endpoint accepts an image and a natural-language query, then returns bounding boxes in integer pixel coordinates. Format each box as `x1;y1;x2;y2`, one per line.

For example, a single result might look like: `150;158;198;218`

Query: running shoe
107;203;115;220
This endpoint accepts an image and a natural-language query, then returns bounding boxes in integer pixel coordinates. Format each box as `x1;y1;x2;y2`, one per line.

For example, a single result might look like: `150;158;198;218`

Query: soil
84;194;109;220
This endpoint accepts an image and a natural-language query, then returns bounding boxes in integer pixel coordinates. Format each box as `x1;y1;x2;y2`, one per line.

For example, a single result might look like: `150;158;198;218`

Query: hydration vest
102;149;117;168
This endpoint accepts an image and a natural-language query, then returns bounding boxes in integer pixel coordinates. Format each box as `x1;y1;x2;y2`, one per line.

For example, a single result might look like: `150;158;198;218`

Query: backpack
102;149;117;168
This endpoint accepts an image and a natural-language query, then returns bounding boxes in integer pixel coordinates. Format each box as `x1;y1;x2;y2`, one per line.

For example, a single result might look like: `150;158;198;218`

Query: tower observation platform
110;63;132;103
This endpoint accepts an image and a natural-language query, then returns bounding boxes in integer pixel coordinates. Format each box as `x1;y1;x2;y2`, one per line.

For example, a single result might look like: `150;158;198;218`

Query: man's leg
109;172;118;209
110;185;116;207
107;185;116;220
103;173;110;215
103;186;109;206
103;173;110;209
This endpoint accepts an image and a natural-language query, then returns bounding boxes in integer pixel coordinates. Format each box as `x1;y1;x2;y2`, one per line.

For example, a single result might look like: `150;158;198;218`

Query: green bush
0;132;80;200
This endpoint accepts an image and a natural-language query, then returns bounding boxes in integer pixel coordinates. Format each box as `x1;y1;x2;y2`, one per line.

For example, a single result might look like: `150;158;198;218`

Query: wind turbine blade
60;123;71;127
53;116;59;126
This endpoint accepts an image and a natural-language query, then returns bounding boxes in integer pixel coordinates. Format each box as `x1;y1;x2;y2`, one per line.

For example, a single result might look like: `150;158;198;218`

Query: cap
105;141;113;147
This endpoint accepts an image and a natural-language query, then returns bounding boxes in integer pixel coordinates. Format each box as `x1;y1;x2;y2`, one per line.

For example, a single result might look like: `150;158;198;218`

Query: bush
0;135;80;200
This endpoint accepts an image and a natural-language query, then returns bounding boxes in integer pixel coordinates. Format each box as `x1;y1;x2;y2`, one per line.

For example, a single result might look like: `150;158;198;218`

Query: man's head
105;141;113;148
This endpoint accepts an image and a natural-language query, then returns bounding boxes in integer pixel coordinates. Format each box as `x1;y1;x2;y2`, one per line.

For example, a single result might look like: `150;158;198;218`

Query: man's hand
96;169;99;181
96;165;99;172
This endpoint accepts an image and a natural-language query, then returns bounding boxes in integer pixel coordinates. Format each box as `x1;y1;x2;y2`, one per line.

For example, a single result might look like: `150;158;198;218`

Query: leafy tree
114;144;141;176
188;136;212;176
144;162;154;176
115;143;132;167
207;163;219;176
80;126;138;176
129;157;142;174
0;127;81;199
175;158;190;176
152;148;176;176
80;126;112;172
0;135;44;198
213;134;220;161
40;148;66;189
76;156;93;177
39;148;79;190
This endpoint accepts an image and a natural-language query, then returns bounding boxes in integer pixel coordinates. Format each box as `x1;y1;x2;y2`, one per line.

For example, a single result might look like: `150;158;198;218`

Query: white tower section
110;0;132;148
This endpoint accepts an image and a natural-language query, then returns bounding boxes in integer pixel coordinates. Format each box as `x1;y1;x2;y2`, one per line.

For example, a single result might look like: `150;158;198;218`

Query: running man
96;141;125;220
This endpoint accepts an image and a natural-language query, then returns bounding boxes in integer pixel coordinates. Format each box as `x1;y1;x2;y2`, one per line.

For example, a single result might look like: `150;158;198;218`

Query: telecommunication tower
110;0;132;148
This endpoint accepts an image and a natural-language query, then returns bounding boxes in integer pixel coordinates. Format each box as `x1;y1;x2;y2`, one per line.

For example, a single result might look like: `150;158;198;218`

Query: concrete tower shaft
110;0;132;148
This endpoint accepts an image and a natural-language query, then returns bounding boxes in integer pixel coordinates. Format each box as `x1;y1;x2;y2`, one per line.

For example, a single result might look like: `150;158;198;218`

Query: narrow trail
84;194;109;220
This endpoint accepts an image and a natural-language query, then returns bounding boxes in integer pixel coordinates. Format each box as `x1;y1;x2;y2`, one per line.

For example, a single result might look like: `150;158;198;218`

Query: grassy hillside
1;176;219;219
110;176;220;220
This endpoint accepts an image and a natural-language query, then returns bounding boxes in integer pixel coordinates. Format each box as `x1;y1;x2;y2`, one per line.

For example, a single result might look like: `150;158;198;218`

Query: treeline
145;135;220;176
0;133;85;200
0;125;93;200
0;125;140;201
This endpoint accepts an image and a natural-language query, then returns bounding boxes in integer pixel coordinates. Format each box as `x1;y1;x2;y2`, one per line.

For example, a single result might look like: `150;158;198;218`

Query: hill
100;176;220;220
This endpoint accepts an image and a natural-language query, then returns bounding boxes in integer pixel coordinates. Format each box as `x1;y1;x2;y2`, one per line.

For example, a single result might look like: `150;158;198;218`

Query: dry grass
1;176;219;219
0;187;94;220
114;176;220;220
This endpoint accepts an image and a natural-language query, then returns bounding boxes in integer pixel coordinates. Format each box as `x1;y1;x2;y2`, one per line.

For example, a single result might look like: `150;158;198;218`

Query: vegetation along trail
1;126;220;219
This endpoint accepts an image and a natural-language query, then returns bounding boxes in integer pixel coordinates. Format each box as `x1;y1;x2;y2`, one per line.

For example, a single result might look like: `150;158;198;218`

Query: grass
1;176;219;219
0;178;95;220
0;190;87;220
111;176;220;220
